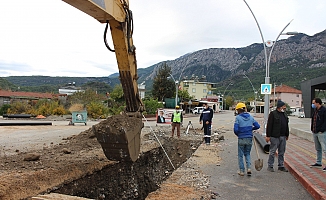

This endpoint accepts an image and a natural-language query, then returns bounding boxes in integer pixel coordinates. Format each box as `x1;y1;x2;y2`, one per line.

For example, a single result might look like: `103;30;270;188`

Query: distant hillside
2;29;326;99
0;77;16;90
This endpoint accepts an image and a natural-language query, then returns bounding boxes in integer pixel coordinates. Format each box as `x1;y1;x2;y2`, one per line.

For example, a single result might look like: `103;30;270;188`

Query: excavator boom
62;0;143;161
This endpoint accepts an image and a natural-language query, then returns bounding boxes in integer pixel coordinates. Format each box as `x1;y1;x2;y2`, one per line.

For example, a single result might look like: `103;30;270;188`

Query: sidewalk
285;134;326;200
255;115;326;199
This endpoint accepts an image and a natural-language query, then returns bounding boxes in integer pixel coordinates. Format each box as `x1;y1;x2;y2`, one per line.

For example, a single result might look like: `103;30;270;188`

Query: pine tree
152;62;175;101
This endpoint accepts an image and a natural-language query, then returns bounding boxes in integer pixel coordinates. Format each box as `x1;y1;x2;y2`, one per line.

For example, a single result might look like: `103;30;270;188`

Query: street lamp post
168;74;178;107
243;73;257;116
222;82;233;111
169;58;197;108
243;0;297;135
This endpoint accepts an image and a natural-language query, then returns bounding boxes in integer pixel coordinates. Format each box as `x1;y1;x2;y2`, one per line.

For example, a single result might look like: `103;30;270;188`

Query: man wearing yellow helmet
234;102;260;176
171;105;183;138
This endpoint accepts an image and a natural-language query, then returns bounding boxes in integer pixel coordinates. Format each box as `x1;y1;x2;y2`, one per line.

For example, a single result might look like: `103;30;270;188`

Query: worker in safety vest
171;105;183;138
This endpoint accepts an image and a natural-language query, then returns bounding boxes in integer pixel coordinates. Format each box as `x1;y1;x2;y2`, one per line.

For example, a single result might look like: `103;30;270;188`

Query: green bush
0;104;11;115
143;98;164;114
7;101;33;114
86;101;109;119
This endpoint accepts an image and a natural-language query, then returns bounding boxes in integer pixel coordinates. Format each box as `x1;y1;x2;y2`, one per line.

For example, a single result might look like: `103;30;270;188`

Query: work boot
267;167;274;172
238;171;244;176
247;169;252;176
278;167;289;172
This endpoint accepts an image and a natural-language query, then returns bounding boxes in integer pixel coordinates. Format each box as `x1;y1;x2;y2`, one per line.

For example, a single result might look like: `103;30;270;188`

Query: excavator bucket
92;114;143;162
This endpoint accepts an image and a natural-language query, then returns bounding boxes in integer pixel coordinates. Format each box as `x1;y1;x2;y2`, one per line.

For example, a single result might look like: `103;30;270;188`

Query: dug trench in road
0;115;205;199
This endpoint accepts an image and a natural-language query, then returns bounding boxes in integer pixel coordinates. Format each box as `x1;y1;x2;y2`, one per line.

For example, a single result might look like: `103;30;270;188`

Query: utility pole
273;83;277;109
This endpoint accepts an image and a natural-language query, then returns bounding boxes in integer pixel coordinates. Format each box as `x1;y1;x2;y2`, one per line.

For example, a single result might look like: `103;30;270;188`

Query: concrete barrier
290;127;313;142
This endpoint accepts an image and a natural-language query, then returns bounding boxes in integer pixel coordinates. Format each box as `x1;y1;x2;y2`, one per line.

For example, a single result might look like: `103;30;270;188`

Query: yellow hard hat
175;105;180;109
236;102;246;110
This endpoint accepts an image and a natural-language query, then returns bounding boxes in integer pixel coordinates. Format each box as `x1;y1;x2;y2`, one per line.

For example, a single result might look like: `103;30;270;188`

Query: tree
143;98;164;114
152;62;175;101
178;89;192;101
110;84;125;103
225;96;234;110
82;81;112;95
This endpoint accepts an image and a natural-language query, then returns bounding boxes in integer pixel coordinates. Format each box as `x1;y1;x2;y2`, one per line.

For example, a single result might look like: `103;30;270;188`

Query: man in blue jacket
200;103;214;145
234;102;260;176
310;97;326;171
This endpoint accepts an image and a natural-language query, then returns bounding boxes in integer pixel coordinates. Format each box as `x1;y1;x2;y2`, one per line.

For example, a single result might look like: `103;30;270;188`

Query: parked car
192;107;204;114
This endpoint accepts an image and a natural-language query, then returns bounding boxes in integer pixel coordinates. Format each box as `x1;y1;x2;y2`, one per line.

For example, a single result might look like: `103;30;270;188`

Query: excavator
62;0;143;162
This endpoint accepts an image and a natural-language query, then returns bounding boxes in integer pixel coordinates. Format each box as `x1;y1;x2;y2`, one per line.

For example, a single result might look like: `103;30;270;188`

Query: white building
58;82;84;95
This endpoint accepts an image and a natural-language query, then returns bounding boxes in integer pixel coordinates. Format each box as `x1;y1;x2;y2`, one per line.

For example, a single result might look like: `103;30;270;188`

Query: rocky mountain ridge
2;30;326;94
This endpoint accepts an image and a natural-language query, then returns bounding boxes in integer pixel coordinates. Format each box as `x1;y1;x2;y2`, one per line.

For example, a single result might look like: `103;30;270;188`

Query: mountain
2;29;326;100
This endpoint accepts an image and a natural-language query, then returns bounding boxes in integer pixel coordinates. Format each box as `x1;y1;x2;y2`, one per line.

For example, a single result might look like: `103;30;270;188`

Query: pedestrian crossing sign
261;84;272;94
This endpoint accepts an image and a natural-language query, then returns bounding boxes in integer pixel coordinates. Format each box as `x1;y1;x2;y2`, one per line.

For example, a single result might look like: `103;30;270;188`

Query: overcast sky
0;0;325;77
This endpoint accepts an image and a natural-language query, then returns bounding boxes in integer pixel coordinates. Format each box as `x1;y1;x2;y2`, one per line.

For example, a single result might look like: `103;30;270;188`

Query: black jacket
266;110;289;138
311;106;326;133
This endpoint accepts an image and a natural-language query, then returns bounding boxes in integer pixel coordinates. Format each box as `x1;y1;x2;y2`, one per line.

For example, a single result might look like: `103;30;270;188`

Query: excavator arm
62;0;143;161
63;0;142;112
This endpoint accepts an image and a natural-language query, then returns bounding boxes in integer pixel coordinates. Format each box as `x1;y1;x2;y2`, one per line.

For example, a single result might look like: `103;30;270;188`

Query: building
138;83;146;99
58;82;84;95
271;84;302;108
301;75;326;118
0;90;53;107
180;79;217;101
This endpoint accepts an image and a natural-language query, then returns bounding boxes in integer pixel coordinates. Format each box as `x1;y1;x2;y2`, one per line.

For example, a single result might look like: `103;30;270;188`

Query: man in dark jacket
310;97;326;171
200;103;214;145
266;100;289;172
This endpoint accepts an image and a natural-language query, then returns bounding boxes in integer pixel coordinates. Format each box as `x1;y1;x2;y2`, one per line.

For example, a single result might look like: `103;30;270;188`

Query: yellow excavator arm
62;0;143;162
63;0;142;113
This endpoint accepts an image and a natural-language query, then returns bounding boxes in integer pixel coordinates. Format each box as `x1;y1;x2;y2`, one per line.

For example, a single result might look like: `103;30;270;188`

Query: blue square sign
261;84;272;94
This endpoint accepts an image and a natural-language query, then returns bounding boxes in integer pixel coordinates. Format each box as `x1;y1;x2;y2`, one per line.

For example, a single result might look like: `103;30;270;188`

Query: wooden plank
32;193;93;200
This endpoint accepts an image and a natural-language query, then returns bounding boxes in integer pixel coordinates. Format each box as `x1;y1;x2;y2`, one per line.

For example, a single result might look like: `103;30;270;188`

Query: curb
285;160;326;200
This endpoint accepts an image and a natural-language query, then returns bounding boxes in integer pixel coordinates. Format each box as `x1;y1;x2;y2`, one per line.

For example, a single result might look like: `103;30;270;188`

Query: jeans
313;131;326;165
268;136;287;168
238;138;253;172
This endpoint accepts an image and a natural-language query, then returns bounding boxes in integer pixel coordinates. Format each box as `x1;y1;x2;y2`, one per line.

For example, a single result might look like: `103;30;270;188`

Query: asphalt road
200;111;313;200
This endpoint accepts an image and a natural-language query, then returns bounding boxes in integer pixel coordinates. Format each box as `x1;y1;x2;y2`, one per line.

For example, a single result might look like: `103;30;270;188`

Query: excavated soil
0;117;221;200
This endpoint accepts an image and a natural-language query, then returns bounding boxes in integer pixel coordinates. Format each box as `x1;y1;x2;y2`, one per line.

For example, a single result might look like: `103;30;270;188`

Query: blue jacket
234;112;260;138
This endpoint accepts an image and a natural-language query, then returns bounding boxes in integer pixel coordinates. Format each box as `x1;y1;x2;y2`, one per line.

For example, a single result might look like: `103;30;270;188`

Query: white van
192;107;204;114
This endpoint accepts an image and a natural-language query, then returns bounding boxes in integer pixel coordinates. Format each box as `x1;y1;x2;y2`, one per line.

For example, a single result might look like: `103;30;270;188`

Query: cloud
0;0;325;77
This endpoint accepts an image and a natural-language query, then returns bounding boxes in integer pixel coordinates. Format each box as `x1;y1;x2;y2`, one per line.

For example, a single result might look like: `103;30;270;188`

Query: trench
49;138;202;200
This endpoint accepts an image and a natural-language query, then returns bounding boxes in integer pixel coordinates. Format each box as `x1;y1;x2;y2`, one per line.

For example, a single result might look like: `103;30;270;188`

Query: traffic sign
261;84;272;94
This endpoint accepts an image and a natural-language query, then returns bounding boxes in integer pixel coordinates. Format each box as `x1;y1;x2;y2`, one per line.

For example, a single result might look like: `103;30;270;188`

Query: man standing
266;100;289;172
200;103;214;145
310;97;326;171
234;102;260;176
171;105;183;138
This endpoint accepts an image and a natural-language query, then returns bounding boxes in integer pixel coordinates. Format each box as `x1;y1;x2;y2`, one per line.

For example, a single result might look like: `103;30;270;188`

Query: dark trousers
203;123;211;144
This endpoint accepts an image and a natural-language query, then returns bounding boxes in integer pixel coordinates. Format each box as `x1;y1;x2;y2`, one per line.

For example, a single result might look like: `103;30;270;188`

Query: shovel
253;136;263;171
